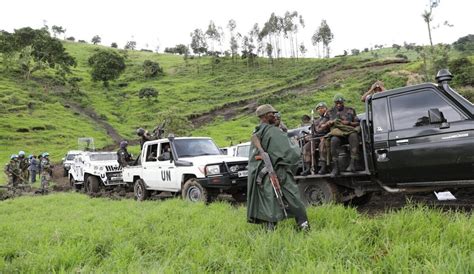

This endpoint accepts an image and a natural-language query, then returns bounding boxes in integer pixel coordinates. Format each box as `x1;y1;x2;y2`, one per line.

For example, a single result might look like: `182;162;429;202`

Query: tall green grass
0;193;472;272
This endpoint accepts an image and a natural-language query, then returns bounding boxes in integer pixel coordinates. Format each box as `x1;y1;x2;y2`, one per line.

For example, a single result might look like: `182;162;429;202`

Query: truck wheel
232;192;247;203
87;176;100;194
346;192;373;206
182;179;208;202
299;180;340;206
63;168;68;177
69;177;75;187
134;179;149;201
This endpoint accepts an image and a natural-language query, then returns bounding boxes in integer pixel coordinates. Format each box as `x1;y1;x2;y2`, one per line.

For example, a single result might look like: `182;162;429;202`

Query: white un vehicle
68;151;125;193
122;136;249;202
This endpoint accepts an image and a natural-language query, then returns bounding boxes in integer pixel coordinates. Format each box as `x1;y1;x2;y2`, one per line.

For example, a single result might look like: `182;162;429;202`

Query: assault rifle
251;134;288;218
152;120;167;139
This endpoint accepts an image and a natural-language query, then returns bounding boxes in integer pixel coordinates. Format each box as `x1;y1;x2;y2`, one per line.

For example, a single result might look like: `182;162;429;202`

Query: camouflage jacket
117;148;132;166
312;112;331;137
328;106;359;123
18;157;29;171
41;158;51;173
4;160;20;176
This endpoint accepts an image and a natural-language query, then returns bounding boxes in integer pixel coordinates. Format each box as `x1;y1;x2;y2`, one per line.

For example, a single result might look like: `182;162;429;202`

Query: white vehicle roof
67;150;83;155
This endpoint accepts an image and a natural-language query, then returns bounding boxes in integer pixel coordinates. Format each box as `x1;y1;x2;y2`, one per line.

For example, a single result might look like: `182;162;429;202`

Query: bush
452;34;474;53
138;87;158;101
142;60;164;78
449;57;474;86
88;50;126;87
66;37;75;41
395;53;408;60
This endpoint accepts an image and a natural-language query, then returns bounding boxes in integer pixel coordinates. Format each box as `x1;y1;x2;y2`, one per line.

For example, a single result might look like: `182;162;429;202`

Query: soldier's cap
255;104;277;117
333;94;345;102
10;154;18;159
18;150;25;156
315;102;328;109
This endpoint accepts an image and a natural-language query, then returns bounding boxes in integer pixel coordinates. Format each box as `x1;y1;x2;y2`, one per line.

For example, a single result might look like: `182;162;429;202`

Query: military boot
301;163;311;176
297;221;311;232
345;158;356;172
330;159;340;178
318;161;328;175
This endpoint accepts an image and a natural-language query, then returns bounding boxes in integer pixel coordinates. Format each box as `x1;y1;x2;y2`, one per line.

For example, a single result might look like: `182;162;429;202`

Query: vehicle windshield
89;153;117;161
66;154;77;160
174;139;222;158
236;145;250;158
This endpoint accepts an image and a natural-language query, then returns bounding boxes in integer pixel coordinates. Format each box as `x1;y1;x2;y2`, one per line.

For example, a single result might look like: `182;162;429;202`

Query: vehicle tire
346;192;373;206
182;179;208;202
232;191;247;203
298;180;340;206
134;179;150;201
63;168;68;177
87;176;100;194
69;177;75;188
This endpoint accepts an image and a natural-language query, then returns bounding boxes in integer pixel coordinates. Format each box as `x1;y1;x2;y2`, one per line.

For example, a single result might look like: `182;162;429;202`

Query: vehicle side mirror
62;157;65;161
428;108;445;124
428;108;450;129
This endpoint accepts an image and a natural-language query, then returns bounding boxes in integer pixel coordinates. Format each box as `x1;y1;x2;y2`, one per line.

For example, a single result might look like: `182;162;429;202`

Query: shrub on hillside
452;34;474;53
142;60;164;78
395;53;408;60
138;87;158;101
449;57;474;87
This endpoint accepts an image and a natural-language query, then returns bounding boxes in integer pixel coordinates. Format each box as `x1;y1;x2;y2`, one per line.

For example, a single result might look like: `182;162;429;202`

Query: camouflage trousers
41;172;50;190
7;175;19;187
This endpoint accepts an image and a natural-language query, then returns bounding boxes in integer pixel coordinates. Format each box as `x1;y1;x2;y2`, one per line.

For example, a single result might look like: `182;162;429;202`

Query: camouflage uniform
18;155;30;183
328;105;360;161
4;159;20;187
117;147;132;167
302;112;330;167
40;157;52;191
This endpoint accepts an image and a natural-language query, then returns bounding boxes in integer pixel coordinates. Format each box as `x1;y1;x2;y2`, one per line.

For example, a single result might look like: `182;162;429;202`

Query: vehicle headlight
229;165;239;173
99;166;104;171
205;165;220;176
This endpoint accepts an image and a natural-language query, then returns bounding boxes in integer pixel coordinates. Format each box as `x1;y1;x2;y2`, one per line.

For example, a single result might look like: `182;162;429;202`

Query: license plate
238;170;248;177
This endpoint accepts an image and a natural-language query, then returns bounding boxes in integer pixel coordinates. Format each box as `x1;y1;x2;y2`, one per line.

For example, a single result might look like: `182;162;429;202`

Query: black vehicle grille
106;171;123;182
105;165;122;172
226;162;248;173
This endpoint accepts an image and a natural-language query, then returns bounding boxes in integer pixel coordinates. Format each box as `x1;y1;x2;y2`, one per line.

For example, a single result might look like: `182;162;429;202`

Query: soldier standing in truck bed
302;102;331;175
136;128;153;150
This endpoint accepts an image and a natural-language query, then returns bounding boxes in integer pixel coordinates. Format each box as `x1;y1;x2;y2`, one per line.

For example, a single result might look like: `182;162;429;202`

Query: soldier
302;102;331;175
18;151;29;183
274;112;288;133
361;80;385;102
327;95;361;177
40;152;52;193
301;115;311;127
4;154;20;187
28;155;39;183
117;141;133;167
136;128;153;150
247;104;309;231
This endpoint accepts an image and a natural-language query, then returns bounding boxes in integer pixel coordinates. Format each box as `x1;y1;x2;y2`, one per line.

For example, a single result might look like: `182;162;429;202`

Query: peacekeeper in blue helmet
4;155;20;187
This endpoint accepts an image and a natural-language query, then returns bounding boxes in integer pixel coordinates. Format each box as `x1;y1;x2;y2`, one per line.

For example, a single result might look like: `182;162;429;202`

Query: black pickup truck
296;69;474;205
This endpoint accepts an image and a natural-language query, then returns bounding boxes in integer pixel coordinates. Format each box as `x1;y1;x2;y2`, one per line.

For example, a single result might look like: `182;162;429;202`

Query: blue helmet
28;155;33;159
10;154;18;160
18;151;25;156
42;152;49;157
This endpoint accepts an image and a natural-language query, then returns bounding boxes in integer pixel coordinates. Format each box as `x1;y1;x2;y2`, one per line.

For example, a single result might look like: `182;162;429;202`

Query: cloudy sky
1;0;472;56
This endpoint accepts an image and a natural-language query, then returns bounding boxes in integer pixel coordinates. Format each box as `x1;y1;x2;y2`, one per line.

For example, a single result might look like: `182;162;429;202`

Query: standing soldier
40;152;52;193
18;151;29;183
117;141;133;167
327;95;360;176
302;102;331;175
136;128;153;150
28;155;39;183
361;80;385;102
247;104;309;231
4;155;20;187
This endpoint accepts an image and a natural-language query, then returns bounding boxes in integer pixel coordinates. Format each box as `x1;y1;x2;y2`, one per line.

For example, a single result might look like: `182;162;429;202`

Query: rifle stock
251;134;288;218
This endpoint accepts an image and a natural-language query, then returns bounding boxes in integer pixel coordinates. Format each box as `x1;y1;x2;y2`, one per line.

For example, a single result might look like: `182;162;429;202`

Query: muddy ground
1;164;472;215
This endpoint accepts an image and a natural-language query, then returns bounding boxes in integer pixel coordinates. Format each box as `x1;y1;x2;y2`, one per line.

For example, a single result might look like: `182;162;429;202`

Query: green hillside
1;39;473;184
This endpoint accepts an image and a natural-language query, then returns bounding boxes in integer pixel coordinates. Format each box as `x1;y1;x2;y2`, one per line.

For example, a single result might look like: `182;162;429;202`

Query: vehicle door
73;156;85;181
156;142;179;191
370;97;392;182
386;87;472;183
142;144;161;188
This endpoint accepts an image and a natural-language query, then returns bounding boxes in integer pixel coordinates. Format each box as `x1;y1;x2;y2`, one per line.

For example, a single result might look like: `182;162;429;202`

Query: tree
138;87;158;102
124;40;137;50
227;19;239;61
0;31;17;71
311;29;322;58
88;50;126;87
190;29;207;56
51;25;66;38
206;21;222;52
392;44;401;51
91;35;101;45
351;49;360;55
111;42;118;48
142;60;164;78
317;20;334;58
452;34;474;53
299;43;307;57
66;36;75;41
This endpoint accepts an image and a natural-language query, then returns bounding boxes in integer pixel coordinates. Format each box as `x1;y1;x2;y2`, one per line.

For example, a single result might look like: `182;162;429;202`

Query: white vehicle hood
180;155;248;165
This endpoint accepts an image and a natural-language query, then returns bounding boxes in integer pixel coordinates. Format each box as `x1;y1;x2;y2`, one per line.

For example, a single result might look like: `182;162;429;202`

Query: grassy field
0;193;472;272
